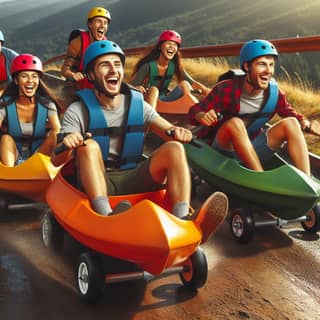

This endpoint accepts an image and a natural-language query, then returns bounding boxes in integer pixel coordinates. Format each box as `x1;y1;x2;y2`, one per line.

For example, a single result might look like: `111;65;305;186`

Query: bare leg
75;139;107;199
144;86;159;108
0;134;18;166
216;117;264;171
149;141;191;208
267;117;310;175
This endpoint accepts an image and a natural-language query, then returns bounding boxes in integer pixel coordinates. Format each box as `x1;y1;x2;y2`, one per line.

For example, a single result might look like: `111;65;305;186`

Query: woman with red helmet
0;54;61;166
131;30;210;108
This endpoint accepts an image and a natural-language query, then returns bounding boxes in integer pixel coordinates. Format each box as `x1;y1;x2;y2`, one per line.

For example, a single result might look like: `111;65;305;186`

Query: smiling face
88;17;109;40
244;55;275;90
160;40;178;61
89;54;123;97
15;71;40;98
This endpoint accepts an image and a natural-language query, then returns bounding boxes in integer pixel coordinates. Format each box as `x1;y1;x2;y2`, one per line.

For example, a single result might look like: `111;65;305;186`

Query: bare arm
38;113;61;156
51;131;92;166
149;115;192;143
302;119;320;137
61;37;85;81
191;81;211;96
194;109;220;126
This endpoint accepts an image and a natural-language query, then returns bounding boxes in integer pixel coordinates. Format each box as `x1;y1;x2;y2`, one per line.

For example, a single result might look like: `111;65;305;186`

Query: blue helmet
0;30;4;43
240;39;278;70
83;40;125;72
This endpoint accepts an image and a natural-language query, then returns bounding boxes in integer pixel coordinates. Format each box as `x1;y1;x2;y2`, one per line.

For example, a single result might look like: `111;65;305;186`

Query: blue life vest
5;99;48;155
76;87;145;170
246;79;279;136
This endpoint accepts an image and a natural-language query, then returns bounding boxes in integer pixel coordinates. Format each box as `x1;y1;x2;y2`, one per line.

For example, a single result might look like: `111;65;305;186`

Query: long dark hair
132;42;185;82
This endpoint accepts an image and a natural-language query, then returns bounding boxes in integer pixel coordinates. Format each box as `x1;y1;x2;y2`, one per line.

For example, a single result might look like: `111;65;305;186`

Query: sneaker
193;192;228;244
110;200;132;215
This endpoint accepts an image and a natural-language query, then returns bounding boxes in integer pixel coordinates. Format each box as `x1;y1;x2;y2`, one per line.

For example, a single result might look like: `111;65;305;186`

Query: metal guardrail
44;34;320;65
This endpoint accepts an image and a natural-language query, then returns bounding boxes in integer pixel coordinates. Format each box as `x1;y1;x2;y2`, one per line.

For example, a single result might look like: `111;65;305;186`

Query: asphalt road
0;181;319;320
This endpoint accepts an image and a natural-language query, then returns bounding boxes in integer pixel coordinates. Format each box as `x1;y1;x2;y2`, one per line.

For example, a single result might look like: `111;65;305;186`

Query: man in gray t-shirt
52;40;228;230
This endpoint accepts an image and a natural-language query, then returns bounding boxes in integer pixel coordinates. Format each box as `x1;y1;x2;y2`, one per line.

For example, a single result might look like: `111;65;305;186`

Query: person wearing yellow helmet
61;6;111;89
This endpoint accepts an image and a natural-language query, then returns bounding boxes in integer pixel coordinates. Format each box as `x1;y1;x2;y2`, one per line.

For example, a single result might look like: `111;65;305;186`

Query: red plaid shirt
189;76;305;143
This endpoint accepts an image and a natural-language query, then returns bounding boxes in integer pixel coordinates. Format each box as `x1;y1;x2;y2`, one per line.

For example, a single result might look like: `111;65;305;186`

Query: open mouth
97;29;105;38
24;85;35;94
165;48;176;58
259;75;270;84
106;78;119;89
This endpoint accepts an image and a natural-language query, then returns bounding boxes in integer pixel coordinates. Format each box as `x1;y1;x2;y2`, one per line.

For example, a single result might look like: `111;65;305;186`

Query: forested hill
2;0;320;85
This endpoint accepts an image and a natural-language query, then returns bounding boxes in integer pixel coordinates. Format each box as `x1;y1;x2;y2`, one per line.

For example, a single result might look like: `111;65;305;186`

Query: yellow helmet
87;7;111;23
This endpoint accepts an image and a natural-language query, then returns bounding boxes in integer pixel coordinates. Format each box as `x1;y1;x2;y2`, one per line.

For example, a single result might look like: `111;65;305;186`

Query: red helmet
10;54;43;76
158;30;182;46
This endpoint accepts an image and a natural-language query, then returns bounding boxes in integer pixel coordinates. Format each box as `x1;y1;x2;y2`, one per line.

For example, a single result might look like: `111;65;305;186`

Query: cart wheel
230;208;255;243
179;248;208;291
77;252;105;303
41;208;64;251
301;204;320;233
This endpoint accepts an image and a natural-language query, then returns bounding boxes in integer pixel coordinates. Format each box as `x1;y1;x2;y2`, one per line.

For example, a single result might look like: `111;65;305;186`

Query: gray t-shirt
61;93;159;160
239;90;264;114
0;101;57;136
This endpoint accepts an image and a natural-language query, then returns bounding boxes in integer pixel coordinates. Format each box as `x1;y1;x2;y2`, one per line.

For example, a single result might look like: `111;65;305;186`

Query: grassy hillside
6;0;320;53
0;0;88;31
4;0;320;87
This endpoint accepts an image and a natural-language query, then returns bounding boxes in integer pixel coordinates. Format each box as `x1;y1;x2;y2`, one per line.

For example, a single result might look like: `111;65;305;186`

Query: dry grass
276;81;320;154
182;57;230;88
124;56;230;86
45;56;320;154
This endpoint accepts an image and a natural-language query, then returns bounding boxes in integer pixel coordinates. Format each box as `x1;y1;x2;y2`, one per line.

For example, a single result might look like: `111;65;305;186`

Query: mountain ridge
2;0;320;85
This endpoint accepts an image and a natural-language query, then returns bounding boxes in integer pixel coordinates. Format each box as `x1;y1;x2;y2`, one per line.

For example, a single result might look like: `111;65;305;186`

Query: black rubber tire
179;248;208;291
301;204;320;233
77;252;105;303
41;208;64;251
229;207;255;243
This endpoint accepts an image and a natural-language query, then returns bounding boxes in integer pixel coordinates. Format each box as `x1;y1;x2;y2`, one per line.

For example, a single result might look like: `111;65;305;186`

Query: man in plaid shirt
189;39;320;174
